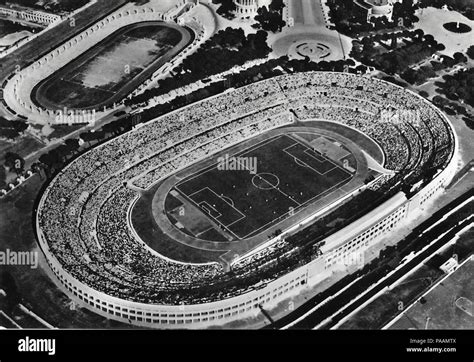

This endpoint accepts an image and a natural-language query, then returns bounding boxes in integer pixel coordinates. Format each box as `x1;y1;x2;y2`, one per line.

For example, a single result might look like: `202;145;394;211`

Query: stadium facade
35;72;458;329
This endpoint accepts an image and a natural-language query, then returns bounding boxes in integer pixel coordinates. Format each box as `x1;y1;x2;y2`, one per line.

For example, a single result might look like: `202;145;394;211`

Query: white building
355;0;418;22
0;6;62;26
440;257;458;274
233;0;272;18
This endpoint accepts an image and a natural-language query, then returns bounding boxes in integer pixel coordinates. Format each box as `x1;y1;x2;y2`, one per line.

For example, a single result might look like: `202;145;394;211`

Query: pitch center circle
252;173;280;190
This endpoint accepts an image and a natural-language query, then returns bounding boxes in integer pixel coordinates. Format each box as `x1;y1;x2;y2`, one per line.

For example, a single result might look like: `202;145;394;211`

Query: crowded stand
37;72;455;305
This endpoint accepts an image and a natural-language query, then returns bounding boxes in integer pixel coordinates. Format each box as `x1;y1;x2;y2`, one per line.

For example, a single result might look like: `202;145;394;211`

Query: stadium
1;0;210;124
31;21;193;110
35;72;458;329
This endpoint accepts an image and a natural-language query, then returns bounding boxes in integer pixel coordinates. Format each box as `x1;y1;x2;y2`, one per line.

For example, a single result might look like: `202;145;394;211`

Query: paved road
289;0;325;26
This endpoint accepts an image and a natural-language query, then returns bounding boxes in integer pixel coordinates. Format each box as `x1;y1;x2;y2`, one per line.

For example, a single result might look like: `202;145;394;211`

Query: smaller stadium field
32;21;192;110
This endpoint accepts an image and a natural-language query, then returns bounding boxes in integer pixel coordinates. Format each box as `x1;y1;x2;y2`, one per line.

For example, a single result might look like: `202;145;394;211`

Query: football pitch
172;134;354;240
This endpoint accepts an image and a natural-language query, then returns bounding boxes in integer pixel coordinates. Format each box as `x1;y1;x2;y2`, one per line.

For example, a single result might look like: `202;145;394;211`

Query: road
289;0;325;26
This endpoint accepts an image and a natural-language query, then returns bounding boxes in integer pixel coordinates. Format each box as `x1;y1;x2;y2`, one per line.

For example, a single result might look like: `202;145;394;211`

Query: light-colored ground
269;0;352;61
446;113;474;167
414;7;474;57
389;256;474;330
203;0;261;35
146;0;182;13
0;30;33;47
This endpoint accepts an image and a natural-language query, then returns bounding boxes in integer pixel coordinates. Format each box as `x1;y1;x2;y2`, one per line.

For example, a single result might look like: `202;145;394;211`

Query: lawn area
414;7;474;56
0;135;44;162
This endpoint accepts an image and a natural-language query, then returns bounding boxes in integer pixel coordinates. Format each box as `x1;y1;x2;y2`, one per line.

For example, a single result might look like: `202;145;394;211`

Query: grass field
170;133;354;240
0;136;44;162
0;0;129;82
390;255;474;329
339;228;474;330
388;229;474;330
32;22;191;110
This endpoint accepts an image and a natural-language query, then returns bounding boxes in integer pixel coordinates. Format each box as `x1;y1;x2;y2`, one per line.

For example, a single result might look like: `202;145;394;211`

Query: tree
0;118;28;140
11;121;28;133
39;149;61;175
255;6;286;33
64;138;80;154
4;152;25;175
55;144;71;163
0;165;6;189
213;0;236;18
453;52;468;64
80;132;96;146
0;271;21;312
413;29;425;40
467;45;474;60
269;0;285;12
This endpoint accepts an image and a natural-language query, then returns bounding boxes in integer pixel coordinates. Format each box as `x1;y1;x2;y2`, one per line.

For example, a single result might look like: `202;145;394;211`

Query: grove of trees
125;28;272;106
254;0;286;33
0;117;28;140
435;68;474;107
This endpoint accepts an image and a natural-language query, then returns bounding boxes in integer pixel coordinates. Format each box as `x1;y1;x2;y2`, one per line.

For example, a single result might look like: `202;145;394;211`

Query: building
440;258;458;274
35;72;458;329
355;0;418;22
0;5;62;26
233;0;272;18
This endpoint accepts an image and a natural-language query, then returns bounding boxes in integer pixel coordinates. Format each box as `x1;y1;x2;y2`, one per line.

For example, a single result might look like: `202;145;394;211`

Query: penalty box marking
287;135;353;178
175;186;241;240
198;201;222;219
283;143;337;176
180;186;246;228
